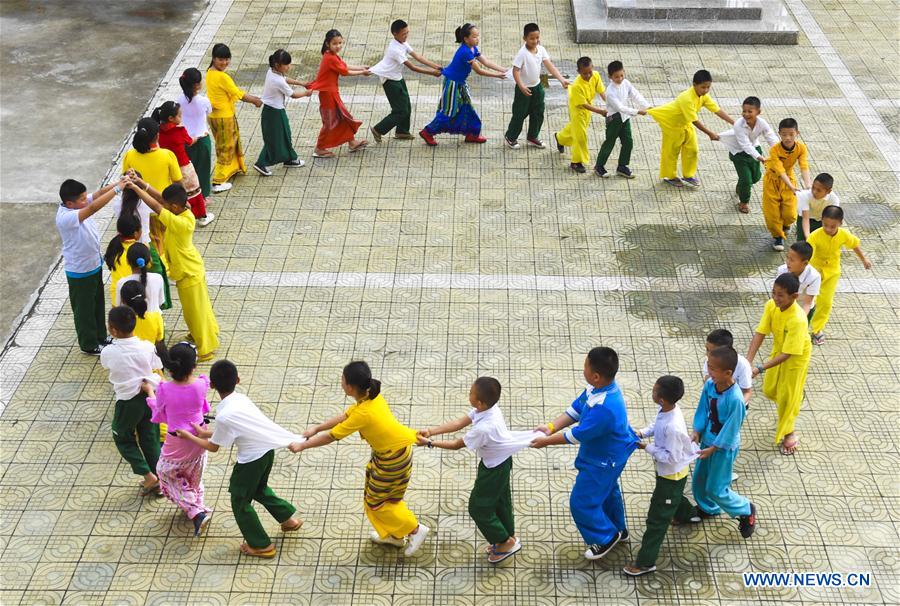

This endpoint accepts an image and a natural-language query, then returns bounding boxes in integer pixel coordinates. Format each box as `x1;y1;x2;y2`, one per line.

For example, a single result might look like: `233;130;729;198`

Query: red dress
307;52;361;149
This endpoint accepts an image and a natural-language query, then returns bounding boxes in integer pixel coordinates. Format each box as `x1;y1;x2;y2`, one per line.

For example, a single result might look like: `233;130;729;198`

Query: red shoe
465;134;487;143
419;129;437;146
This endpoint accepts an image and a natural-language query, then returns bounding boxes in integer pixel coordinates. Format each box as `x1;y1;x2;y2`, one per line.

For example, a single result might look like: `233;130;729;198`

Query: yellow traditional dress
108;239;136;304
807;227;860;334
206;68;247;184
762;141;809;239
122;147;182;267
556;71;605;165
647;86;719;179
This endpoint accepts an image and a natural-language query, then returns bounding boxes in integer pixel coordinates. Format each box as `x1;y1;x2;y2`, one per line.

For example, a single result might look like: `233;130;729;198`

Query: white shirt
261;69;294;109
776;263;822;304
463;405;540;469
177;93;212;138
100;337;162;400
639;405;700;477
370;40;414;81
115;273;165;310
211;392;304;464
112;195;151;245
702;354;753;391
56;205;101;275
604;78;649;122
796;190;840;222
510;44;550;88
719;116;779;157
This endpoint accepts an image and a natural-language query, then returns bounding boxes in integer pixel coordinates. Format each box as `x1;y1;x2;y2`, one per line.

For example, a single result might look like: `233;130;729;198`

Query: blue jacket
692;379;745;451
563;381;638;467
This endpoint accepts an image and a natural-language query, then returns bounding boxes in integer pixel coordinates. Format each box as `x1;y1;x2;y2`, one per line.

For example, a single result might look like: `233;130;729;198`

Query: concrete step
607;0;763;21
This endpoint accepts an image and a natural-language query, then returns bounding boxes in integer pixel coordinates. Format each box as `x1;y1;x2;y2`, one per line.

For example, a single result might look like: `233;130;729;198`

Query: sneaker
283;159;305;168
738;503;757;539
526;137;545;149
772;237;785;251
570;163;586;174
369;530;405;547
404;524;430;556
369;126;383;143
812;332;825;345
663;178;683;188
419;129;437;146
584;531;622;560
616;166;635;179
197;212;215;227
81;346;103;356
595;166;609;178
619;528;630;541
193;511;212;536
554;132;564;153
394;133;415;140
731;471;739;482
681;177;700;188
101;336;113;346
211;182;232;193
623;563;657;577
253;163;272;177
504;136;520;149
464;134;487;144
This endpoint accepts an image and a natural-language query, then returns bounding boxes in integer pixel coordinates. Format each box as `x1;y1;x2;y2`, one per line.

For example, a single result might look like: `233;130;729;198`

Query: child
153;101;214;226
100;306;163;495
419;23;508;146
115;243;166;317
305;30;371;158
369;20;442;142
762;117;811;250
144;342;214;535
295;361;430;556
702;329;753;405
56;177;123;354
806;205;872;344
554;56;606;174
797;173;840;241
177;68;213;199
746;273;811;454
623;376;700;577
503;22;568;150
104;213;142;304
176;360;304;558
206;43;263;193
595;60;649;178
691;346;756;537
120;280;164;350
717;96;778;213
127;182;219;360
647;69;734;188
417;377;537;563
775;241;821;318
254;49;314;176
531;347;638;560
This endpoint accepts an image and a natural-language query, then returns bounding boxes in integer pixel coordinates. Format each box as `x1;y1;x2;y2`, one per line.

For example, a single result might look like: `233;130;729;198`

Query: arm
799;293;814;315
77;178;125;222
125;181;164;215
802;211;812;240
475;55;507;73
745;332;765;366
580;102;607;116
241;92;263;107
542;59;569;88
302;413;347;438
534;411;577;436
751;352;790;378
420;415;471;438
285;76;305;86
124;171;164;202
512;67;532;96
741;388;753;405
800;169;812;190
294;431;335;452
471;62;505;78
778;171;798;192
346;68;371;76
693;119;720;141
290;89;314;99
852;246;872;269
419;436;466;450
409;51;442;71
404;61;441;77
715;109;735;125
175;423;220;452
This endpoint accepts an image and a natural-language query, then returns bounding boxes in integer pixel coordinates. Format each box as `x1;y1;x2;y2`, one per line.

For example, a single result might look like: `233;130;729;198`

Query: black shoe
584;531;623;560
554;133;564;153
738;503;757;539
623;563;657;577
253;163;272;177
595;166;609;178
616;165;635;179
101;336;113;346
697;508;720;519
81;347;102;356
283;159;305;168
193;511;211;536
619;528;630;541
570;163;586;174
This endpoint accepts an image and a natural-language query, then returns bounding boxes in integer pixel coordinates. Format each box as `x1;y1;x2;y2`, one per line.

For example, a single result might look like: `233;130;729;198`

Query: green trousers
595;114;633;169
148;245;172;310
796;217;821;241
505;84;545;141
374;79;412;136
635;474;697;567
111;392;160;476
468;458;514;544
67;270;107;352
230;450;296;548
729;148;763;204
185;134;213;199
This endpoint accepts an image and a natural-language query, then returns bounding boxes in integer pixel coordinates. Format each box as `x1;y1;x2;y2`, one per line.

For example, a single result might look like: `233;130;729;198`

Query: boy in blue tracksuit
532;347;638;559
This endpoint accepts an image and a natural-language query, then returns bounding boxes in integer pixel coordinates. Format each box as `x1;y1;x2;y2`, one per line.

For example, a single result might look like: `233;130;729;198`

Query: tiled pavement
1;0;898;604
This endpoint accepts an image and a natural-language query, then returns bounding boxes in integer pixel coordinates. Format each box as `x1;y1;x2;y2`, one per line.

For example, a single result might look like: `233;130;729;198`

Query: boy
746;273;811;454
554;56;606;173
806;205;872;344
623;375;700;577
504;22;569;150
691;346;757;538
702;329;753;405
100;306;163;495
796;172;840;241
775;241;821;318
417;377;536;563
176;360;304;559
369;19;442;142
531;347;638;559
647;69;733;188
762;118;812;251
595;60;649;179
56;177;126;354
718;96;778;213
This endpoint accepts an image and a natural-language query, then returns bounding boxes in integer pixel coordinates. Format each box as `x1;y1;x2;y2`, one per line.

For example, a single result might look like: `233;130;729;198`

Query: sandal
780;436;799;455
240;543;277;559
139;480;160;497
312;150;335;158
738;202;749;214
487;538;521;563
348;140;368;153
281;517;303;532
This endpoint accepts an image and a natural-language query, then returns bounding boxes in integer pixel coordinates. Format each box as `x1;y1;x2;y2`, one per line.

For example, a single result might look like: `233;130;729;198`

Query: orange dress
307;52;361;149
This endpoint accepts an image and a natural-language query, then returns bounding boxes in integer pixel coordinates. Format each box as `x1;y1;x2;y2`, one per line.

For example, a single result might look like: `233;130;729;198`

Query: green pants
230;450;296;548
67;270;107;352
111;392;160;476
468;458;514;544
595;114;633;169
807;305;816;324
635;474;697;567
148;245;172;310
796;217;821;241
185;134;213;199
505;84;545;141
374;79;412;136
729;148;763;204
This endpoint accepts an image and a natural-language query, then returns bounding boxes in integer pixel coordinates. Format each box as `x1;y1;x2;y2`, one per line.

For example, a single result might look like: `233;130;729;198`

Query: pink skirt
158;435;212;520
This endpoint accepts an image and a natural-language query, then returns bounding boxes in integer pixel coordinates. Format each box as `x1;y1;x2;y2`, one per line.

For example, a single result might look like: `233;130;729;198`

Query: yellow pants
658;125;698;179
366;500;418;539
557;113;591;164
762;174;798;239
176;276;219;357
810;269;839;334
763;350;811;445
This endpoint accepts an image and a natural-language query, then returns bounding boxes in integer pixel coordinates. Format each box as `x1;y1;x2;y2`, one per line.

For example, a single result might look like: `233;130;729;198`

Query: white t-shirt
177;93;212;139
211;392;304;464
112;195;151;245
639;405;700;477
776;263;822;304
100;336;162;401
56;205;101;275
702;354;753;391
370;39;414;81
796;190;840;222
261;69;294;109
463;405;540;469
115;273;165;310
511;44;550;88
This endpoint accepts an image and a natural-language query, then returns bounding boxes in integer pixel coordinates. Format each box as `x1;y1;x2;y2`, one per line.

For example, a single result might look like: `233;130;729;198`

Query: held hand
636;441;647;450
417;429;431;439
751;366;761;379
691;431;700;444
698;446;716;459
530;435;549;449
560;78;570;89
759;156;769;163
633;429;643;439
363;69;372;76
637;109;647;115
175;429;191;439
415;435;430;447
708;133;720;141
191;422;212;438
288;442;304;453
432;69;442;77
140;380;154;396
254;98;263;108
862;258;873;270
599;108;608;116
518;84;532;96
534;424;551;436
301;426;317;439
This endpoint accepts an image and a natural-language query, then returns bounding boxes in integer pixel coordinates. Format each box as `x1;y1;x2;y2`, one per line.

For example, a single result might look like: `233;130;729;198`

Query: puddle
626;290;762;337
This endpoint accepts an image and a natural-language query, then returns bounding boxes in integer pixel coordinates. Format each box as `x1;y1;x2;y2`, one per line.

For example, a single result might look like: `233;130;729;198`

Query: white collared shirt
605;78;649;122
702;355;754;391
177;93;212;138
370;39;414;81
211;392;304;464
56;205;101;275
115;273;165;310
463;405;540;468
776;263;822;303
261;69;294;109
796;190;840;222
719;116;779;157
100;337;162;400
640;405;699;477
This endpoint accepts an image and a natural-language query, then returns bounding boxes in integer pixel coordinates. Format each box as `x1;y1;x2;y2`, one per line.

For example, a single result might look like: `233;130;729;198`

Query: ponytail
179;67;202;101
126;243;152;287
132;117;159;153
321;29;342;54
342;360;381;400
120;182;141;220
120;280;148;319
151;101;180;124
104;213;141;270
269;48;292;68
455;23;476;44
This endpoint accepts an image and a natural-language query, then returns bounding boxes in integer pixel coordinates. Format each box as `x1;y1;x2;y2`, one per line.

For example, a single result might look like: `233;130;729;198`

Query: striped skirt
424;78;482;136
364;445;418;538
158;436;212;520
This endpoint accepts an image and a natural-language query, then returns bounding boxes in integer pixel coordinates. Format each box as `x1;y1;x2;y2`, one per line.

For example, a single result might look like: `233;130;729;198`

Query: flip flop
738;203;750;214
348;141;368;153
312;151;335;158
240;543;277;559
139;480;160;497
487;538;521;563
281;518;303;532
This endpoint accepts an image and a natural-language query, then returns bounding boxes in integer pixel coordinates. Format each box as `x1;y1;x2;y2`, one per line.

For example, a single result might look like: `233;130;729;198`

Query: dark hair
693;69;712;85
454;23;476;44
586;346;618;379
269;48;292;68
343;360;382;399
179;67;202;101
390;19;408;35
210;42;231;68
104;213;142;270
708;346;738;373
472;377;502;407
59;179;86;204
706;328;734;348
120;279;148;319
133;117;160;153
119;182;141;221
742;96;761;109
523;22;540;37
126;242;152;287
821;205;843;221
210;359;238;393
576;56;592;70
151;101;180;124
778;117;798;131
163;342;197;382
607;60;624;76
654;375;684;405
162;183;189;207
108;305;136;334
321;29;342;54
789;241;814;262
774;272;800;295
814;172;834;189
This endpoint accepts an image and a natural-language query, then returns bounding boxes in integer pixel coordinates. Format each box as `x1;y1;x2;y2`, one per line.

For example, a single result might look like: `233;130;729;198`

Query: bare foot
281;517;303;532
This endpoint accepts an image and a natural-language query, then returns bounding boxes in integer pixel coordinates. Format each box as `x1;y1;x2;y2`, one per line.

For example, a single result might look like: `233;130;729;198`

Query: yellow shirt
765;141;809;183
755;299;811;358
807;227;860;277
157;209;204;282
329;394;417;452
109;240;136;303
648;86;720;131
567;71;605;119
122;148;182;192
662;467;689;481
206;69;245;118
134;311;164;344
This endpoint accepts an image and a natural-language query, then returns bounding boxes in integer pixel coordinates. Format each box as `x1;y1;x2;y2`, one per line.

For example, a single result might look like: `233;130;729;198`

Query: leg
176;278;219;358
658;128;682;179
67;273;105;352
773;354;811;446
634;476;688;568
397;80;412;135
111;394;153;476
595;115;623;169
616;118;633;168
525;84;545;140
705;449;751;518
505;86;531;141
569;464;624;546
468;459;513;544
135;402;161;475
810;271;839;334
495;459;515;538
781;190;799;232
187;193;207;219
229;453;276;549
374;80;407;135
731;153;755;205
252;451;297;524
185;135;213;198
601;479;627;533
681;126;699;178
570;119;591;165
690;452;721;515
762;179;787;238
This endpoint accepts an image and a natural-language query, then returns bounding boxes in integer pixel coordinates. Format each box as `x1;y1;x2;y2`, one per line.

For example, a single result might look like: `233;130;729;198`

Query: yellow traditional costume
206;68;247;184
807;227;860;334
762;141;809;239
556;71;605;165
647;87;719;179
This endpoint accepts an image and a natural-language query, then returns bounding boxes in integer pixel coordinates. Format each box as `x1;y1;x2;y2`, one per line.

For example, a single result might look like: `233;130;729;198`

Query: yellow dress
556;71;605;164
762;141;809;239
206;68;247;184
756;299;811;444
647;86;719;179
108;239;136;304
122;147;183;266
807;227;860;333
134;312;165;344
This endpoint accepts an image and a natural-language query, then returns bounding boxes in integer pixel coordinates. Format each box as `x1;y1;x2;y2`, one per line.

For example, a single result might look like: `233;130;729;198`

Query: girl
296;361;430;556
304;30;370;158
115;179;172;309
177;68;213;199
144;342;214;535
104;213;142;304
206;43;263;192
116;243;166;313
120;280;164;351
419;23;507;146
253;49;314;176
153;101;214;227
